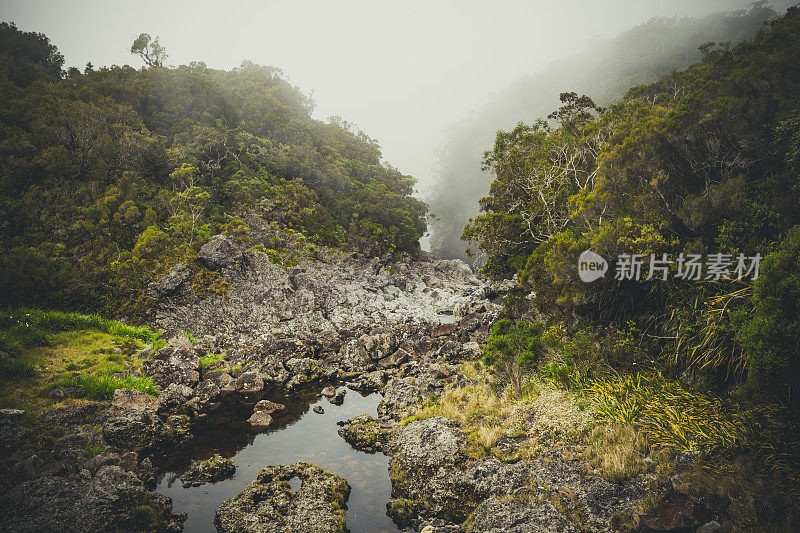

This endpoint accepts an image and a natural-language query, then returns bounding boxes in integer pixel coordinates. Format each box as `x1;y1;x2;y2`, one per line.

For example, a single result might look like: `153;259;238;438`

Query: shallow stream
155;387;400;532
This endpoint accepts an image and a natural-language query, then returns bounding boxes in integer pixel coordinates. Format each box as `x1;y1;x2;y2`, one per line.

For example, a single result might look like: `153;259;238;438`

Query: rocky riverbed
0;241;742;532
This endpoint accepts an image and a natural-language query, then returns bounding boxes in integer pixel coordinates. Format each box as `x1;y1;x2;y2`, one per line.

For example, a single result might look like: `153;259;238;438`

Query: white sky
1;0;782;190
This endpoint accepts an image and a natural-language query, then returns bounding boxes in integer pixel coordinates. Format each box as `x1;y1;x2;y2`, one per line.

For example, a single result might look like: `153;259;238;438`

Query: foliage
198;353;223;370
0;25;426;317
585;373;750;455
463;8;800;402
482;318;549;395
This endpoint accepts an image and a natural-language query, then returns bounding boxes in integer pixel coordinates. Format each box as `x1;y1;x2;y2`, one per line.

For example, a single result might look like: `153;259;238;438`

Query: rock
247;411;273;429
199;234;243;270
321;386;336;397
181;454;236;487
254;400;285;415
236;371;265;397
696;521;722;533
329;390;346;405
378;378;420;420
638;488;713;532
103;401;191;453
431;323;453;338
360;329;398;360
48;388;65;400
214;462;349;533
109;388;157;415
337;414;387;453
148;263;190;296
0;466;184;532
347;370;387;392
313;405;324;414
157;383;194;413
728;493;776;528
0;408;26;425
377;348;410;369
470;495;580;532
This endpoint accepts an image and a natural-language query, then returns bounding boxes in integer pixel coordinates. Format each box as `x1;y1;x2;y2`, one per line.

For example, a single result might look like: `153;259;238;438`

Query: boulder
214;462;349;533
148;263;190;296
254;400;285;415
638;488;713;532
181;454;236;487
247;411;273;429
157;383;194;413
337;414;387;453
0;466;184;532
199;234;243;270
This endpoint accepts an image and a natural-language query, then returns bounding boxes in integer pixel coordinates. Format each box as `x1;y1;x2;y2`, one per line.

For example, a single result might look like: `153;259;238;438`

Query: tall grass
53;372;157;400
0;307;160;345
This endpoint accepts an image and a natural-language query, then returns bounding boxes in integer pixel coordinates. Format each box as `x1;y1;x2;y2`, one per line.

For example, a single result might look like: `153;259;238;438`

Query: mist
1;0;794;258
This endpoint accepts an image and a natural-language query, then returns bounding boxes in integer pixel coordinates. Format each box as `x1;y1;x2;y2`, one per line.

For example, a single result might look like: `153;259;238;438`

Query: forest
0;23;427;316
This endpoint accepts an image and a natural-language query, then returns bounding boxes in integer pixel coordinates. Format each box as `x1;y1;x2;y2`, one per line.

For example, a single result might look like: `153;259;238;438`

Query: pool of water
155;387;400;533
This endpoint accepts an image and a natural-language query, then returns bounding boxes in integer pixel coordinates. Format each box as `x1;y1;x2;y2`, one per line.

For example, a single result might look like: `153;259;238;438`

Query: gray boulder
215;462;349;533
199;234;243;270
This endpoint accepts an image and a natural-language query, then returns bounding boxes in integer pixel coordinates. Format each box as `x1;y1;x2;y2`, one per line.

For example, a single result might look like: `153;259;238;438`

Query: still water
155;387;400;533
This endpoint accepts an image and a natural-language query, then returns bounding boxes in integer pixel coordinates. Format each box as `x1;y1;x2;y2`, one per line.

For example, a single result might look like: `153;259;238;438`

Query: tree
130;33;167;67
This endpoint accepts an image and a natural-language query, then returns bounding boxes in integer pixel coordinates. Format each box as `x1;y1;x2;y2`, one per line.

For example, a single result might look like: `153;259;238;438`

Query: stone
470;495;580;532
247;411;273;429
431;323;453;338
214;462;349;533
696;521;722;533
321;386;336;397
254;400;285;415
0;466;184;532
148;263;191;296
199;234;243;270
337;414;387;453
157;383;194;413
313;405;324;414
48;388;65;400
181;454;236;487
329;390;346;405
236;371;265;396
109;388;157;415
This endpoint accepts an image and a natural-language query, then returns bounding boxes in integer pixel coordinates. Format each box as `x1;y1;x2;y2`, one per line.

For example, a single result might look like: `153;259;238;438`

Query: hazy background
1;1;790;185
1;0;795;255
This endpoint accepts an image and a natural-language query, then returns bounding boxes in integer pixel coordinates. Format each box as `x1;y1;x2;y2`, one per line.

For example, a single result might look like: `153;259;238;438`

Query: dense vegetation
0;23;426;317
465;8;800;408
428;4;777;260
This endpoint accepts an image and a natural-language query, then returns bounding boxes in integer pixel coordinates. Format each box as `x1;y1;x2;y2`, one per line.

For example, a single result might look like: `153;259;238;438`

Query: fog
1;0;794;256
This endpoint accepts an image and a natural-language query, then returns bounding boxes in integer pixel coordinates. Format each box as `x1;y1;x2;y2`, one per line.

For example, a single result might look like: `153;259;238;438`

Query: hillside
0;23;426;317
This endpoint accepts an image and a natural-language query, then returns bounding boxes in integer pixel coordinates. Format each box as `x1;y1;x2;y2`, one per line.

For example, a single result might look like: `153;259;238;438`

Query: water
155;387;400;533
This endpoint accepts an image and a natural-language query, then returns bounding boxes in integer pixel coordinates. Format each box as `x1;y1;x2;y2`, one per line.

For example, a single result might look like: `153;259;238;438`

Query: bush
199;353;223;370
483;319;547;395
734;226;800;404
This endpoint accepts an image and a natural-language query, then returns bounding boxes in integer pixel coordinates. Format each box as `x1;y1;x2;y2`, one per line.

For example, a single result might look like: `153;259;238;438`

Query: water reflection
155;387;400;533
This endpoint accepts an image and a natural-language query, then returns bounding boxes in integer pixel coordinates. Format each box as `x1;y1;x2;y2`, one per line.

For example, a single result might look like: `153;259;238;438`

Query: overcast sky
1;0;790;190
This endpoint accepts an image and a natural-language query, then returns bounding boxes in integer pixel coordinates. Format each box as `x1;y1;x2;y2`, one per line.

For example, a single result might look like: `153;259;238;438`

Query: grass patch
199;353;223;370
589;424;650;482
0;307;159;352
53;372;157;400
0;357;37;378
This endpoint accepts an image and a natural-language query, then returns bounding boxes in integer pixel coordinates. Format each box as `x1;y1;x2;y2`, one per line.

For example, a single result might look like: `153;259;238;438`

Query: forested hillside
428;4;777;260
0;23;426;316
464;8;800;405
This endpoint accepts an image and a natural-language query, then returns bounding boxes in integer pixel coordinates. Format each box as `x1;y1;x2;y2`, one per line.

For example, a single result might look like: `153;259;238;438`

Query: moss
191;268;231;300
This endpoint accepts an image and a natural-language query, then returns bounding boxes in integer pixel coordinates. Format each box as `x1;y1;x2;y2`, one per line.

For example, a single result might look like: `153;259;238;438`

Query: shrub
734;225;800;404
483;319;547;395
199;353;223;370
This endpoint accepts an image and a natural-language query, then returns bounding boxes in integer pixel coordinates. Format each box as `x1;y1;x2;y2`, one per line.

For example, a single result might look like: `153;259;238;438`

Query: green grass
53;372;157;400
0;358;37;378
199;353;223;370
0;307;160;353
